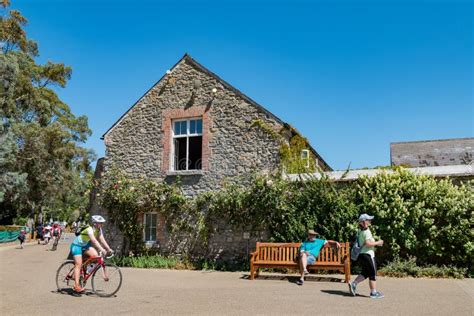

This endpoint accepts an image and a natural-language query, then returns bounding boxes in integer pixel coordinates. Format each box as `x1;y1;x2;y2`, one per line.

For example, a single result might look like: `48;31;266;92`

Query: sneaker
348;282;357;296
370;291;384;299
304;269;309;275
296;279;304;286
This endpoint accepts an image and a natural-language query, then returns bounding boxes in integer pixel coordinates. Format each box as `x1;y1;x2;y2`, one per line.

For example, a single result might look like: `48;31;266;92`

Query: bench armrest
250;250;258;262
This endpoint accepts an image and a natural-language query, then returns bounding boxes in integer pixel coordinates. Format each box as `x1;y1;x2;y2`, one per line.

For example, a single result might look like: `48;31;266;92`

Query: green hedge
101;168;473;273
209;170;473;270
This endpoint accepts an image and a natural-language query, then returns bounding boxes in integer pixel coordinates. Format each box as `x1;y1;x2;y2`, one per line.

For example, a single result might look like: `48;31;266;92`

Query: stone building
391;138;474;167
94;54;330;262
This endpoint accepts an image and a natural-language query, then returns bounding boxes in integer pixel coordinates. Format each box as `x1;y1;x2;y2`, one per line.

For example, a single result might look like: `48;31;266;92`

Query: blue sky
13;0;473;170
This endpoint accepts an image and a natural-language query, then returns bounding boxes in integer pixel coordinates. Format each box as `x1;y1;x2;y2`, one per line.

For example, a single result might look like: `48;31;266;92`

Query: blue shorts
307;255;316;264
70;242;91;256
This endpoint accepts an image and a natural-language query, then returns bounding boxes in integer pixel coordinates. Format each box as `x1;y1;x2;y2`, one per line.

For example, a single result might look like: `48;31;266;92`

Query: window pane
180;121;187;135
190;120;196;134
196;119;202;134
144;213;157;242
151;214;156;226
174;121;181;135
188;136;202;170
145;229;150;241
174;138;188;170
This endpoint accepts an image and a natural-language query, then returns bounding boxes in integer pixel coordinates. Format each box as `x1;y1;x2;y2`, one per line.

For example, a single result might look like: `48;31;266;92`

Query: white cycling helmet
91;215;106;223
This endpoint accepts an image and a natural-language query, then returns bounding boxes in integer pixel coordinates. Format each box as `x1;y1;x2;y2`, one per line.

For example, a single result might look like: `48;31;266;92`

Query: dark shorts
359;254;377;281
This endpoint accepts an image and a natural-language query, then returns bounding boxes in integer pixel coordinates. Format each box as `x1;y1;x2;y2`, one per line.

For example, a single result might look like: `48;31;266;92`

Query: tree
0;0;95;224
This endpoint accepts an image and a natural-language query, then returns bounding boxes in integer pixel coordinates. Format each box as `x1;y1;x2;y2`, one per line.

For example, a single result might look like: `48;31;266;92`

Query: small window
301;149;310;169
144;213;157;242
172;118;203;171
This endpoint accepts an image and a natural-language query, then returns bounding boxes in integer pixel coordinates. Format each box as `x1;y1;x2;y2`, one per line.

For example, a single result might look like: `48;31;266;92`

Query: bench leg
344;258;351;283
250;262;255;280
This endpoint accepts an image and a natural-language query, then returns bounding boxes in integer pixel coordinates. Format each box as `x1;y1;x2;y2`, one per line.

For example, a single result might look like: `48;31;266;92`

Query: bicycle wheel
91;263;122;297
55;260;75;291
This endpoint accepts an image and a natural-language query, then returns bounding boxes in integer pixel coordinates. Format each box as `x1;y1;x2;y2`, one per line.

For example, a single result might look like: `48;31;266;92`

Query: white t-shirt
44;226;52;238
358;228;375;258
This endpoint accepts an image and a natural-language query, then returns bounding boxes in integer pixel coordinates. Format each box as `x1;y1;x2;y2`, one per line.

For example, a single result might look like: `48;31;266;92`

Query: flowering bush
354;169;473;268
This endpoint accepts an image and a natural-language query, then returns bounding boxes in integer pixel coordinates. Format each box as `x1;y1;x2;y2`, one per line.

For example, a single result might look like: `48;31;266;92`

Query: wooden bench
249;242;350;282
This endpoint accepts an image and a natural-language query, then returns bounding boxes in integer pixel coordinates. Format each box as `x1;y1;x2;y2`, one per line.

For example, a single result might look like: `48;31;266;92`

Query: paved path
0;235;472;315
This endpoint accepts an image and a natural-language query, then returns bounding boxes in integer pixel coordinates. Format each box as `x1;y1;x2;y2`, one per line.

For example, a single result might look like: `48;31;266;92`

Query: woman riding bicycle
70;215;113;293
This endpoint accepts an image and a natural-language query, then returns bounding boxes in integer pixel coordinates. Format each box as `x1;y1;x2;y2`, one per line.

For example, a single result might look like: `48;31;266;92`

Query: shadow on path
241;274;345;284
321;290;369;298
52;289;118;298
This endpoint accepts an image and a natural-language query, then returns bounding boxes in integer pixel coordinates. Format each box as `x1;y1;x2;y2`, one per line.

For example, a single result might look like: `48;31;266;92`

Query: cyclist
51;222;62;248
69;215;113;293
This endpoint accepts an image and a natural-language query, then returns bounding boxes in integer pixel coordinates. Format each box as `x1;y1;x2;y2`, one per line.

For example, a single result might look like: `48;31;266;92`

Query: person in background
348;214;385;299
51;222;62;250
43;223;52;244
18;228;26;249
36;222;44;245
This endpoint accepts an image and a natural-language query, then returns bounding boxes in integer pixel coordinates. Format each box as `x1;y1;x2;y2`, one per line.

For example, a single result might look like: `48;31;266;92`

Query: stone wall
97;56;288;261
88;158;126;252
103;56;283;196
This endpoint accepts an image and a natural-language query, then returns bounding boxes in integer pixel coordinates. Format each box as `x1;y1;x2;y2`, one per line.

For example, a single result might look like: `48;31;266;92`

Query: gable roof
101;53;332;170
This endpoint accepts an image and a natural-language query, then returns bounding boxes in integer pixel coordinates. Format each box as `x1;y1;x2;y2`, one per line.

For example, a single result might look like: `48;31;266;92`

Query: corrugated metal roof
285;164;474;182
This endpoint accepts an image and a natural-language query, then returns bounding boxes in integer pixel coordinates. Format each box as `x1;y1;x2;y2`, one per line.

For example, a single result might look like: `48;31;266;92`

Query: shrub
378;257;467;279
111;254;193;269
354;169;473;268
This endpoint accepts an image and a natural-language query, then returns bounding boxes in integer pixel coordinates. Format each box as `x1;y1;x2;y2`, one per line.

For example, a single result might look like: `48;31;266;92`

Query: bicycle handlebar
98;250;115;259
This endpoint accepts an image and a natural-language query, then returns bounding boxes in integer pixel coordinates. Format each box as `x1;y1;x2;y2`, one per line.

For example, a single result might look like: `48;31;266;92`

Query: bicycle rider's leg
70;243;85;292
73;254;82;287
84;246;99;258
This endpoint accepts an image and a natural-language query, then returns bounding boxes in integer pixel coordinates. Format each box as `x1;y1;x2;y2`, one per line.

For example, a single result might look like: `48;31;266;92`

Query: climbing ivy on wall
250;119;317;173
99;169;213;254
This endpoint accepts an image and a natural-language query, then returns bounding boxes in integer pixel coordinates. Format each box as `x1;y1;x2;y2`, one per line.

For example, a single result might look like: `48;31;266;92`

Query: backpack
75;224;90;237
350;231;361;261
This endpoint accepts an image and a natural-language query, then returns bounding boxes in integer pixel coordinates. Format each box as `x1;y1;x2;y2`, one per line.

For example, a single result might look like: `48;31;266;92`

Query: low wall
0;226;28;243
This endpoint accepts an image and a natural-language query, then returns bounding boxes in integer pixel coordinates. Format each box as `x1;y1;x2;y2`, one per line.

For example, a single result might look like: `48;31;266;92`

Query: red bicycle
55;253;122;297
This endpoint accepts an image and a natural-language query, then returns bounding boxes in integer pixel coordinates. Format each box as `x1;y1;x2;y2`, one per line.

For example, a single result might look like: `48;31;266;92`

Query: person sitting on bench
297;229;340;285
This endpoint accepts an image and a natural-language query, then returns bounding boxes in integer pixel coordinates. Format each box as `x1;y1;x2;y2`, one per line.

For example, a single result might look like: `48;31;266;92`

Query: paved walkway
0;235;472;315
